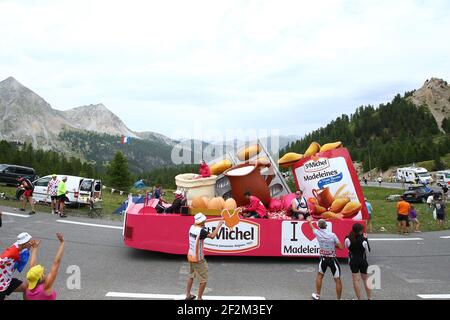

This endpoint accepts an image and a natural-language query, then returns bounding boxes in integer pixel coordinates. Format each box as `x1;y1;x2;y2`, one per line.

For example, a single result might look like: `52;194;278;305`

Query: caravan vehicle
436;170;450;187
396;167;433;184
30;175;102;205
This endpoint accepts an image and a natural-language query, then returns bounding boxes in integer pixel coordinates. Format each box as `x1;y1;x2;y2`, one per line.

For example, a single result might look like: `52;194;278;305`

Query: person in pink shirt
241;192;267;219
198;160;211;179
25;233;65;301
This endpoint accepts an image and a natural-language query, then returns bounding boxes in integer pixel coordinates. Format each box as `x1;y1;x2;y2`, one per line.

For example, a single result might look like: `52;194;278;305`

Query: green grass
363;186;449;233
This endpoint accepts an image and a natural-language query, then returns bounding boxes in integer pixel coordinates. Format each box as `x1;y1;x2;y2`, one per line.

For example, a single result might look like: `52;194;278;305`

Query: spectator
291;190;310;220
56;177;69;219
365;198;373;233
186;213;224;300
442;185;449;202
154;185;162;200
434;198;446;229
363;176;368;186
18;177;36;215
409;205;421;233
46;174;60;215
396;197;411;236
378;176;382;187
241;191;267;219
307;217;344;301
345;223;372;300
25;233;65;300
164;190;186;214
0;233;33;300
197;160;211;179
427;194;435;213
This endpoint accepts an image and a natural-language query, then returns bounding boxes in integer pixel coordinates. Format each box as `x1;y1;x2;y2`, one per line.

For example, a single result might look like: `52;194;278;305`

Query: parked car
436;170;450;187
0;164;38;185
402;185;441;203
16;175;102;206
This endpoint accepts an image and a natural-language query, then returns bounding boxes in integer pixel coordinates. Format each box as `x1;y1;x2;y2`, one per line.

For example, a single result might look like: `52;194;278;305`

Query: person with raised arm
25;233;65;300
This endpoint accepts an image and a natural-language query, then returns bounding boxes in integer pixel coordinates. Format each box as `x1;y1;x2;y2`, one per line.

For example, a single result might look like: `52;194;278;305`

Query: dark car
402;185;442;203
0;164;38;186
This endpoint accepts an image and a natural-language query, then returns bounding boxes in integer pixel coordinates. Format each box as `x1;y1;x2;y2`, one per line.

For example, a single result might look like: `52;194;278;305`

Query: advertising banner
292;148;369;220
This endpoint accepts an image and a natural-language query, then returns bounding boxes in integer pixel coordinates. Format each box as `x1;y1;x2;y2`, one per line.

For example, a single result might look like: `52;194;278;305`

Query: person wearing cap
47;174;60;215
307;216;344;301
0;232;33;300
291;190;310;220
25;233;64;300
18;177;36;215
186;213;224;300
56;176;69;218
164;190;186;214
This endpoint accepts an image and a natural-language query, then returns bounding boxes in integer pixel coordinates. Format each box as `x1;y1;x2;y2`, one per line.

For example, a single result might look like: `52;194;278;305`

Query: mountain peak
0;76;26;90
409;77;450;131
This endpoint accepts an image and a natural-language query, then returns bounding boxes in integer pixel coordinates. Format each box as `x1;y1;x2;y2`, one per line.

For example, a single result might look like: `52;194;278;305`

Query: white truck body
32;175;102;205
436;170;450;186
396;167;432;184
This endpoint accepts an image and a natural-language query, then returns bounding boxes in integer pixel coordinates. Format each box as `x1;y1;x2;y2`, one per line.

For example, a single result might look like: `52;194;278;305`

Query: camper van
396;167;433;184
436;170;450;187
31;175;102;205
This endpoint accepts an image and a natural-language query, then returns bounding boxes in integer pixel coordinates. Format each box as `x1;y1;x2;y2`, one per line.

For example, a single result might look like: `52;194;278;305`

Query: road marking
440;236;450;239
106;292;266;300
1;212;30;218
57;220;123;230
418;294;450;299
370;238;423;241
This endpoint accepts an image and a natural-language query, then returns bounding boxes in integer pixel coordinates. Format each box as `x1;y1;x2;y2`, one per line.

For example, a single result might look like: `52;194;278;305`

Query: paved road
1;206;450;300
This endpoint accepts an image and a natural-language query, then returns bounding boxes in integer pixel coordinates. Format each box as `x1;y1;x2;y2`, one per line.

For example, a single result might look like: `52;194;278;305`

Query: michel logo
304;158;330;173
204;211;260;253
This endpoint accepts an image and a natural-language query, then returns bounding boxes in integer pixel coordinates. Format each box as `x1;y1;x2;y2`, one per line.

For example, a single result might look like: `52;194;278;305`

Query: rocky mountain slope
409;77;450;131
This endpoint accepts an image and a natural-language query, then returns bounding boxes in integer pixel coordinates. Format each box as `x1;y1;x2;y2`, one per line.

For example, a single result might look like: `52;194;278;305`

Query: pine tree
106;151;132;190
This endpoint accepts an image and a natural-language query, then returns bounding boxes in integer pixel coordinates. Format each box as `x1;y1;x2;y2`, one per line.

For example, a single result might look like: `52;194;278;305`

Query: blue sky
1;0;449;139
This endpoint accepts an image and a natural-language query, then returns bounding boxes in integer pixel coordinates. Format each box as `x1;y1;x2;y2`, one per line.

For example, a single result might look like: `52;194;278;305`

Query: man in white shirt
307;216;344;301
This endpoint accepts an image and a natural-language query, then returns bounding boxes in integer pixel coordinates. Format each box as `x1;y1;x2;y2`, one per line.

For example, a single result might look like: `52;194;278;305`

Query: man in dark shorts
0;233;33;300
56;176;69;218
291;190;310;220
345;223;372;300
307;217;344;300
47;174;60;215
396;197;411;235
18;178;36;215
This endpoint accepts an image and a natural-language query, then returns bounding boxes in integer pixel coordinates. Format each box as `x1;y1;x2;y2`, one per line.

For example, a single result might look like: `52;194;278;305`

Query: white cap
174;190;183;195
194;213;207;225
16;232;32;245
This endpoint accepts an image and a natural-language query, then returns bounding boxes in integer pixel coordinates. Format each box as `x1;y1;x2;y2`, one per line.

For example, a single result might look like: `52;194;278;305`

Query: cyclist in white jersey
307;216;344;300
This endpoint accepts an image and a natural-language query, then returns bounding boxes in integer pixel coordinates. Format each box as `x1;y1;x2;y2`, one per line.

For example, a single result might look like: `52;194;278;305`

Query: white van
32;175;102;205
396;167;433;184
436;170;450;187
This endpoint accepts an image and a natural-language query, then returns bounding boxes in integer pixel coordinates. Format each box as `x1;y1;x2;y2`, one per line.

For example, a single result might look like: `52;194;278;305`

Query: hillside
409;78;450;131
282;92;450;172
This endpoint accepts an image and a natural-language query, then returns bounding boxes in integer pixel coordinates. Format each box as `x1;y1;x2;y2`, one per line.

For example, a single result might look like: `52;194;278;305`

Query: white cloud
1;0;449;139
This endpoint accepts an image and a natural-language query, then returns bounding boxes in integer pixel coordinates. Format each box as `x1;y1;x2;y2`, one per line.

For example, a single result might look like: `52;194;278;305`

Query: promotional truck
124;142;368;259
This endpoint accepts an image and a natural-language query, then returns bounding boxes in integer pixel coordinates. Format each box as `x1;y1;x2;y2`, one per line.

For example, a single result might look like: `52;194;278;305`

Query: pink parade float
123;142;368;258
